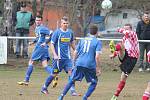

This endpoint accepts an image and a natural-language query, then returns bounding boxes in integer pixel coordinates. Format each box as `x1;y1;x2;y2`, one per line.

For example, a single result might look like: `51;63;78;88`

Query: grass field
0;47;149;100
0;67;149;100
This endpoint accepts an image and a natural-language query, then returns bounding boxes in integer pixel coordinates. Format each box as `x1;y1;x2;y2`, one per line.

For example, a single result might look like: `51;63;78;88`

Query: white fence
7;36;150;43
0;36;150;64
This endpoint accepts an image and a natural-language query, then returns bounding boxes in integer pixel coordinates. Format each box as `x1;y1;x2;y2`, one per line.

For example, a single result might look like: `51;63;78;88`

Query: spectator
14;1;34;58
136;11;150;72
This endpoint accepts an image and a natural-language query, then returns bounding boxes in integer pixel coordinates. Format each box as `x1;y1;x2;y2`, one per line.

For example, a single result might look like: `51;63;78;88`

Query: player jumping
110;24;139;100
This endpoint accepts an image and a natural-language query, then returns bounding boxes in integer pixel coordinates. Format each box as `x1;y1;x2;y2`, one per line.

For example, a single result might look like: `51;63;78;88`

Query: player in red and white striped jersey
110;24;139;100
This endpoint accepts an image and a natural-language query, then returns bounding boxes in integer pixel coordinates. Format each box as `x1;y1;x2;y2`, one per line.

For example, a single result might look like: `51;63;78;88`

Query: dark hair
144;11;149;15
20;1;26;7
90;24;98;35
61;16;69;22
124;24;132;30
36;15;43;20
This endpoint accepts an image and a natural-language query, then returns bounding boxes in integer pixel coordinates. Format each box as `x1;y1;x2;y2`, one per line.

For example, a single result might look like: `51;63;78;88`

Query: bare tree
3;0;14;54
111;0;150;17
32;0;37;16
55;0;102;36
32;0;44;16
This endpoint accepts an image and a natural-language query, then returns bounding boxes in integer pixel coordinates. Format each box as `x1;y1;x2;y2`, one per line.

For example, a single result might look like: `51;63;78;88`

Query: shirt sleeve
32;37;38;43
41;26;50;33
46;30;53;44
51;29;58;44
96;40;102;54
117;28;125;33
12;12;17;26
70;30;74;42
29;13;35;26
118;28;131;38
136;21;141;39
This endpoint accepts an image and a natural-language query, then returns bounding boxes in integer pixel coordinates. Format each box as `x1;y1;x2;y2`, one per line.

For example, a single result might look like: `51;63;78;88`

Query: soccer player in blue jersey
17;16;52;87
58;24;102;100
41;16;79;96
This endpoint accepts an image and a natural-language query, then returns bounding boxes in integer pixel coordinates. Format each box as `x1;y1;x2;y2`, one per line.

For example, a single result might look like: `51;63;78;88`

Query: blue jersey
51;28;74;59
31;25;51;61
75;35;102;69
34;25;51;46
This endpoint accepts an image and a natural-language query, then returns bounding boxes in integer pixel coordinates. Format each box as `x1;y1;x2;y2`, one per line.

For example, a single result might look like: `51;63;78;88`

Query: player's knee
91;79;98;86
28;60;33;65
42;60;48;67
69;79;75;84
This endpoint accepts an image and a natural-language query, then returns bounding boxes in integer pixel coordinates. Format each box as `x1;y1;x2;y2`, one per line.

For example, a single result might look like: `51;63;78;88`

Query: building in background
101;9;140;31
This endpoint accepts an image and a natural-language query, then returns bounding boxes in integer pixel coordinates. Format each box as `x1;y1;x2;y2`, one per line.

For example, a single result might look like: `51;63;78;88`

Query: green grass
0;46;149;100
0;66;149;100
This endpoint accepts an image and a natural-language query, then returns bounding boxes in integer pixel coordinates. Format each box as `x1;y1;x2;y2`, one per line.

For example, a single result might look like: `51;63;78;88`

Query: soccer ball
101;0;112;10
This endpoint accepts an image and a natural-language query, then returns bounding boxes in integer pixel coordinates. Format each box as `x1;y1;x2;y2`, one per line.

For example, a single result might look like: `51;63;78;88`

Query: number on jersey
83;40;91;52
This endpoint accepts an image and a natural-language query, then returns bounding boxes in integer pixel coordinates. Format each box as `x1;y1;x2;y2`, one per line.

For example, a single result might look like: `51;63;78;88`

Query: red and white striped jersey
118;28;139;58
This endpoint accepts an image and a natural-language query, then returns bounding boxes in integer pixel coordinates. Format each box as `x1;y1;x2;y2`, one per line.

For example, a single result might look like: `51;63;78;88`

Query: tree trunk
3;0;14;55
32;0;37;16
39;0;44;16
32;0;44;16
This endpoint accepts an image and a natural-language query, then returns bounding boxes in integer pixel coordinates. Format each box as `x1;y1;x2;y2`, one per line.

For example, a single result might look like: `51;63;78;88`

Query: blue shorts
52;59;73;74
70;66;98;83
31;45;50;61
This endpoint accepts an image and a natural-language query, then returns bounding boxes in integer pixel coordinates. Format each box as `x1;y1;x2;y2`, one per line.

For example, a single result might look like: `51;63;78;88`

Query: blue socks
62;80;74;96
68;76;75;91
43;75;54;89
43;66;53;89
61;80;97;99
45;65;52;74
25;64;33;82
83;96;87;100
84;81;97;98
